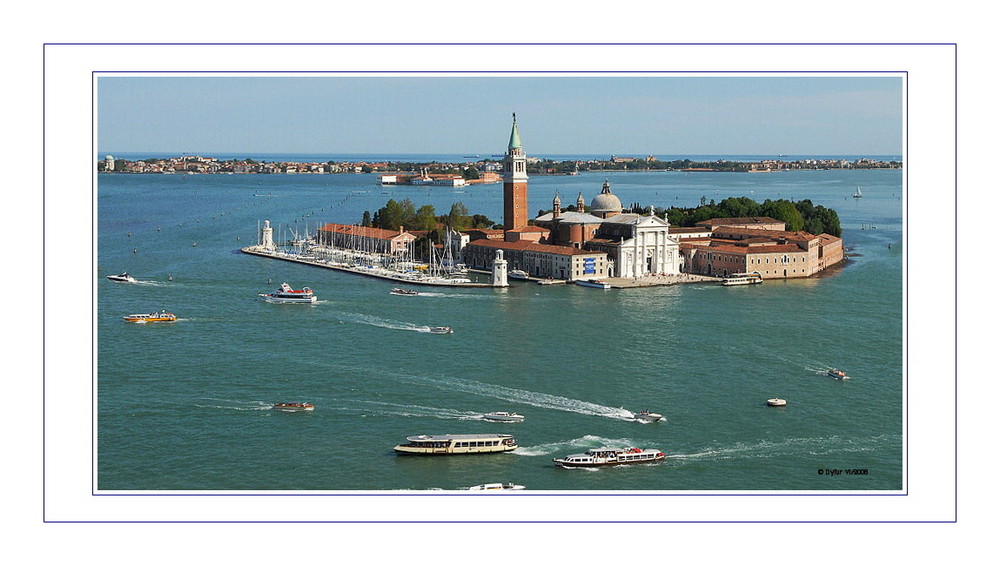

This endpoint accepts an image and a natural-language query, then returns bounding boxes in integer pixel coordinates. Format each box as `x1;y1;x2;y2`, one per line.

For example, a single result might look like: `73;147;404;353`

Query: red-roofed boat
259;283;317;303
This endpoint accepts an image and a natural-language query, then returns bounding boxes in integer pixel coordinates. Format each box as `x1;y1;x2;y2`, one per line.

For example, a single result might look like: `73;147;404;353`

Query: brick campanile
503;113;529;231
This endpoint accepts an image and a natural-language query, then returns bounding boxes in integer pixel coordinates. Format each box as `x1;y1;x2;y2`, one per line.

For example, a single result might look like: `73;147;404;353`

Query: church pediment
636;215;670;228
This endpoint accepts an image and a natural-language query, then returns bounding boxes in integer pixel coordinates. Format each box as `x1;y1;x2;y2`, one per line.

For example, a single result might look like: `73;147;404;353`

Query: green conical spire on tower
508;112;522;150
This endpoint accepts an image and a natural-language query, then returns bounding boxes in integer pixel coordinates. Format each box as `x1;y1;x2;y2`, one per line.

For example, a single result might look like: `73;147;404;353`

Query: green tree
361;210;372;227
447;202;471;229
761;199;804;231
414;204;438;231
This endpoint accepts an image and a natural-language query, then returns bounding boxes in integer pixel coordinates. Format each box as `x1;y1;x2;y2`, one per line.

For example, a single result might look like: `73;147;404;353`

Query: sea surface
97;166;903;491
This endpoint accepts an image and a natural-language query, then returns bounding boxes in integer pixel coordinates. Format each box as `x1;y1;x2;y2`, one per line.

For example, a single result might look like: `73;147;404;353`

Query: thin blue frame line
42;519;956;524
93;70;908;74
93;491;908;497
48;42;958;46
88;70;910;499
59;56;934;522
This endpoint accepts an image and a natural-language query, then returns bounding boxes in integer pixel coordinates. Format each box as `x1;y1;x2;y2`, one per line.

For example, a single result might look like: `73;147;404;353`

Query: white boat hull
260;294;317;303
576;280;611;289
482;413;524;422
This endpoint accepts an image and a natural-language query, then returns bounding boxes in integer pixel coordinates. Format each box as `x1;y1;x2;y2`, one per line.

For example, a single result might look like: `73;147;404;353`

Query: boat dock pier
605;274;719;288
241;246;494;288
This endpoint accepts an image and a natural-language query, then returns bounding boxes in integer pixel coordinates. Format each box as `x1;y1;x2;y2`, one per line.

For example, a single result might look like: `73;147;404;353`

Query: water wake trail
352;400;482;420
669;435;895;461
514;435;644;457
399;372;636;421
335;312;441;333
193;398;274;411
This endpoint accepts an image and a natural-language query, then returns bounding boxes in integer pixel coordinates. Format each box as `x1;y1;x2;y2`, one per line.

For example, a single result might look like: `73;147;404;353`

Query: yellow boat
123;310;177;323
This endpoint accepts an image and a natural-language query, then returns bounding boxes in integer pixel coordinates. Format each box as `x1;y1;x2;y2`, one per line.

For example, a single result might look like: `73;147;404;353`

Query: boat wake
193;399;274;411
408;374;635;421
412;291;489;299
354;401;482;420
670;435;894;462
514;435;643;457
337;312;440;333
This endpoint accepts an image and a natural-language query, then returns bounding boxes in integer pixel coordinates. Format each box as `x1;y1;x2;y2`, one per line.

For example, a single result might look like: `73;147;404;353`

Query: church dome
590;180;622;216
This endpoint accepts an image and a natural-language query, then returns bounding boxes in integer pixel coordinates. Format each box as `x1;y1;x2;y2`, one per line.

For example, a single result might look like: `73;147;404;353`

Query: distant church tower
503;113;529;231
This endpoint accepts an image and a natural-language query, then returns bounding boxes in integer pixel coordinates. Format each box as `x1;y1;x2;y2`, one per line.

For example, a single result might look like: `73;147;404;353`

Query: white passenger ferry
553;447;665;468
721;271;763;286
393;433;518;455
259;282;317;303
508;269;530;280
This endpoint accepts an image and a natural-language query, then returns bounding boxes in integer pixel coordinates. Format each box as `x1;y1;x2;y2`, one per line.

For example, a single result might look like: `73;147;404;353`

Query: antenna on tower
513;112;516;122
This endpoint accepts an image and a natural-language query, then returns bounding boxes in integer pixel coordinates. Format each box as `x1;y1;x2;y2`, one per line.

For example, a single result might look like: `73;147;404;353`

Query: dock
241;246;494;288
605;273;719;288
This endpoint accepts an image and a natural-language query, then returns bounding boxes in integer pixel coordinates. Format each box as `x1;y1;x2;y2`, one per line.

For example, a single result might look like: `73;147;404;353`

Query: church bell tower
503;113;529;231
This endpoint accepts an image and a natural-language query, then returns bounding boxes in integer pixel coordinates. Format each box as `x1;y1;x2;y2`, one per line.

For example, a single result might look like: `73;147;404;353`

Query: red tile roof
318;223;414;240
468;239;603;257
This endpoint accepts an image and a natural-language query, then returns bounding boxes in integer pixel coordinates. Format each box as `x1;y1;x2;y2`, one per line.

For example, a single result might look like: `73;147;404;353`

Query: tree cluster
364;199;497;235
663;196;841;237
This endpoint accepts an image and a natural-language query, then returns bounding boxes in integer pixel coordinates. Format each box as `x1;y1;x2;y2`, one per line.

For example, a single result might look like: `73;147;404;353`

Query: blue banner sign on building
584;258;596;274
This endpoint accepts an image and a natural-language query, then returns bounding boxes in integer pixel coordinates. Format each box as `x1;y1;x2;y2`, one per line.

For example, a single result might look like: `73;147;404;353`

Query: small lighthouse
491;249;509;287
261;220;275;251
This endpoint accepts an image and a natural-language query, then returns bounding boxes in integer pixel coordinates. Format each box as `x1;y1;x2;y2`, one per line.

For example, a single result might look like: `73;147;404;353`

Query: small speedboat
508;269;529;280
259;282;317;303
767;398;787;407
122;310;176;323
467;482;525;491
429;326;453;334
107;272;137;283
828;369;850;380
273;402;314;412
575;279;611;289
482;411;524;423
633;410;663;422
390;288;420;296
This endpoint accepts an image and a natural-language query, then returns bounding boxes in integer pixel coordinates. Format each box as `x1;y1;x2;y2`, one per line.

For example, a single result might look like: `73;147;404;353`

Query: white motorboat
767;398;787;407
259;282;317;303
390;288;420;296
107;272;137;283
828;369;850;380
508;269;529;280
633;410;663;422
273;402;315;412
721;271;763;286
467;482;525;491
553;447;665;468
429;326;453;334
575;279;611;289
394;434;518;455
482;411;524;423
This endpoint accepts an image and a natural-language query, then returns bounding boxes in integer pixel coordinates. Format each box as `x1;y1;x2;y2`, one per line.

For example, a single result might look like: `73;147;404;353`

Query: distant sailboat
853;186;863;198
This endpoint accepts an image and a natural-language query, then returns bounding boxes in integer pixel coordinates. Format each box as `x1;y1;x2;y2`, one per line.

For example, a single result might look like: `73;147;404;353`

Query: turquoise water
97;168;903;491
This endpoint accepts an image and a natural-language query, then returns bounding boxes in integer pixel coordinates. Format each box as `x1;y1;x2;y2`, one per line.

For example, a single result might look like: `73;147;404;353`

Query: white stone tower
491;249;509;287
261;219;275;251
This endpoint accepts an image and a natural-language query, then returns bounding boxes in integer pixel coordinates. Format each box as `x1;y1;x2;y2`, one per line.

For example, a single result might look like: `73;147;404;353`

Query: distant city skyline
98;76;903;156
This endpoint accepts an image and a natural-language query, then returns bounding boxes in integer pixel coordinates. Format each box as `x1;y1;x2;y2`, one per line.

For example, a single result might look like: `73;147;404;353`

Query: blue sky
98;76;902;156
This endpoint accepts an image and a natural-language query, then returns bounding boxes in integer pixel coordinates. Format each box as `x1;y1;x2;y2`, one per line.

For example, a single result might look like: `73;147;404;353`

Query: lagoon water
97;166;903;491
